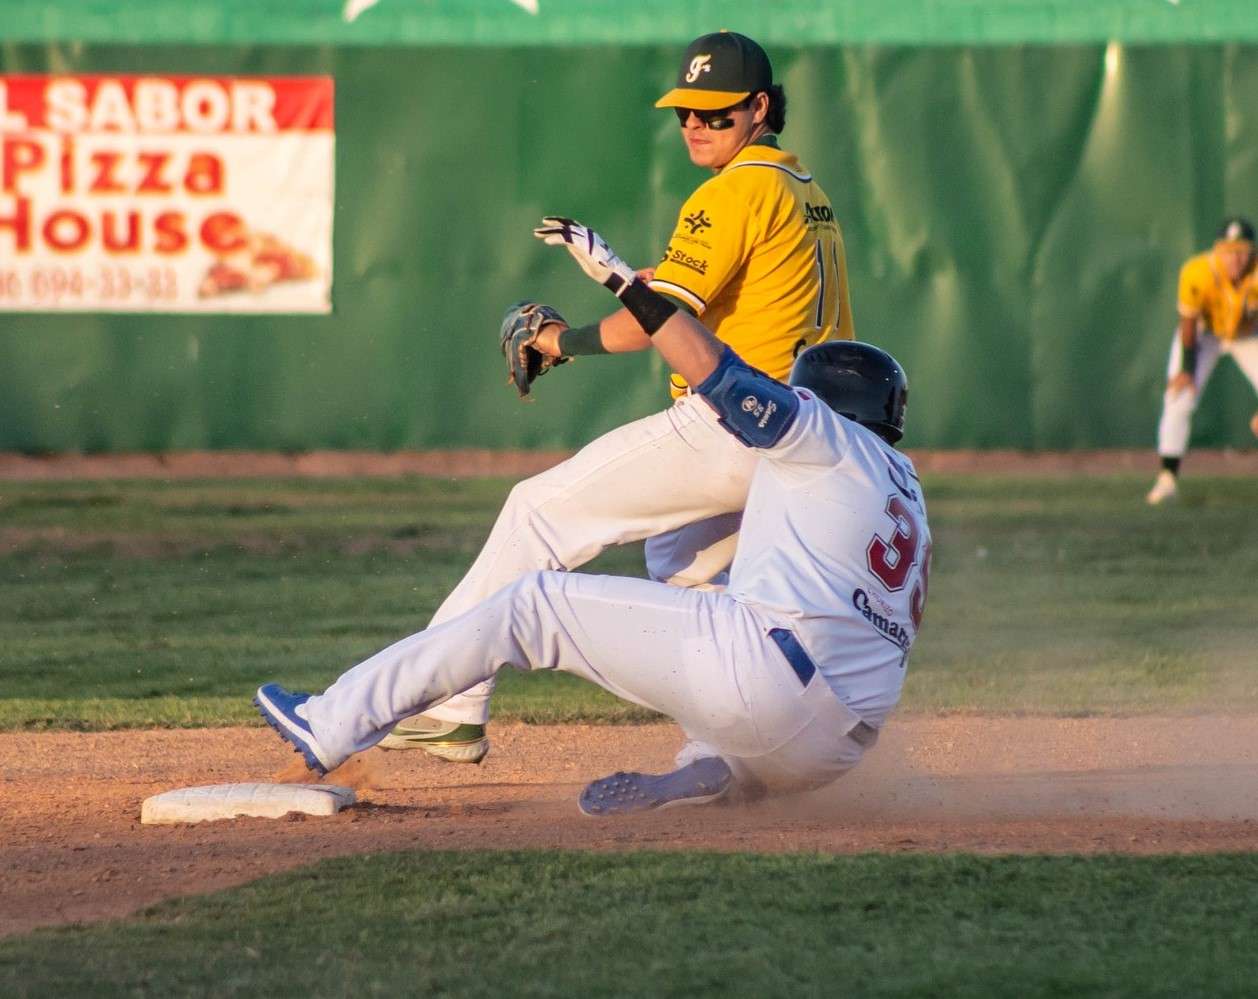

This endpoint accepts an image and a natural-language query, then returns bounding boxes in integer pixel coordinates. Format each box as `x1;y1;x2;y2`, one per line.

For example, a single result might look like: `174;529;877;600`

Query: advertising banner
0;75;334;313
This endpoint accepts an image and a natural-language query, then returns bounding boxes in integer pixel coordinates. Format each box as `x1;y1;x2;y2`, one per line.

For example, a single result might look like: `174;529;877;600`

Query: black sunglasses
674;98;752;131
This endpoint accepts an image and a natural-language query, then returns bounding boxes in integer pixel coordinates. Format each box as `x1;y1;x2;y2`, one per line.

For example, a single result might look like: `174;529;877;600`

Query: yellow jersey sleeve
1177;255;1210;319
650;178;755;315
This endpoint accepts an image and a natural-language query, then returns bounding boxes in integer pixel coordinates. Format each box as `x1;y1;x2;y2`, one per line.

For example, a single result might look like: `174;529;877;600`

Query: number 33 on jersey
866;454;932;635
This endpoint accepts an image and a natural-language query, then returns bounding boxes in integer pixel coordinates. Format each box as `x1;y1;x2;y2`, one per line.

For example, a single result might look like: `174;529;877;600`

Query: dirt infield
4;716;1258;938
2;448;1257;480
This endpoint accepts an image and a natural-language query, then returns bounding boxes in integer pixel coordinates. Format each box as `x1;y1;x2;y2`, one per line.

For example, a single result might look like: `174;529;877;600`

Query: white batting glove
533;217;639;297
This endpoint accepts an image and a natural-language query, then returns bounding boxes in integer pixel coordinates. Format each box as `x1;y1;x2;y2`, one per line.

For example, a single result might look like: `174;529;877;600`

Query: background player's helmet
788;341;908;444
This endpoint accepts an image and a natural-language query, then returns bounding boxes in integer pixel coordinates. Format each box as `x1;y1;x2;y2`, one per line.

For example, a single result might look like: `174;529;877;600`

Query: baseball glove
500;300;569;398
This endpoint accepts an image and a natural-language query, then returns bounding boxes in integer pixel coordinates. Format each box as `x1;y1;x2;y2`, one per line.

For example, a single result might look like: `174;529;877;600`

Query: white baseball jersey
727;391;930;727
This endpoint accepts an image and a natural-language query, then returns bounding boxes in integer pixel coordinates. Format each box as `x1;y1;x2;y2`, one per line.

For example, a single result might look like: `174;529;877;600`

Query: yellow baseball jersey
1177;251;1258;340
649;141;854;396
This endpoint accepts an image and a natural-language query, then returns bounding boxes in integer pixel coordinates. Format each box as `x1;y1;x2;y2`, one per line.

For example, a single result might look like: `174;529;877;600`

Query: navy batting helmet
788;341;908;444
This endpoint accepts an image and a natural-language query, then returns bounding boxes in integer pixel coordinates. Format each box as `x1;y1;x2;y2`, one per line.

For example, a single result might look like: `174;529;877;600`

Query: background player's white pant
304;571;872;792
1157;330;1258;457
644;510;741;588
424;395;758;726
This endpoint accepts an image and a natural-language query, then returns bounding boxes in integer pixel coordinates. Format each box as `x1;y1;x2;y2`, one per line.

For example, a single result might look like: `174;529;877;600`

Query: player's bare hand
534;320;569;358
636;267;656;283
1167;371;1195;396
534;217;638;297
1250;411;1258;438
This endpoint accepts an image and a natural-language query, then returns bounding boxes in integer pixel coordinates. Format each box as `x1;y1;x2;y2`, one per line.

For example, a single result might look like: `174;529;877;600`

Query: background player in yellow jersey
1147;217;1258;504
382;30;856;761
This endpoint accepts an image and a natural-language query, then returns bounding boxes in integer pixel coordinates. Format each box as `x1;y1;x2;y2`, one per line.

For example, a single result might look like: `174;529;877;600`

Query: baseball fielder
381;30;856;762
256;218;927;813
1147;216;1258;504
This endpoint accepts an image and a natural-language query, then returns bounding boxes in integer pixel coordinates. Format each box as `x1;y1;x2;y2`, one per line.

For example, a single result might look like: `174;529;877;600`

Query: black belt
768;627;879;748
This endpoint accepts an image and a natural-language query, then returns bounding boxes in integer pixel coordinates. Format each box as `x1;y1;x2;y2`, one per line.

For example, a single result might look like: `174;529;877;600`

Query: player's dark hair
762;84;787;134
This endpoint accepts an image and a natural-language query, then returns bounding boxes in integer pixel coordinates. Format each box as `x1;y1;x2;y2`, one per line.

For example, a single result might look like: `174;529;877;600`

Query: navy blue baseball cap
655;31;773;111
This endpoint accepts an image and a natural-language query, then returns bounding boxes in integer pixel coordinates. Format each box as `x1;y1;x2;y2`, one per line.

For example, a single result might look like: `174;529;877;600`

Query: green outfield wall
2;3;1257;450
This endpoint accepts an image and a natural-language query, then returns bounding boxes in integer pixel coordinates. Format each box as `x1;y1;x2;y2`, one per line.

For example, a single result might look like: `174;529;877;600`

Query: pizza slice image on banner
0;75;334;314
198;225;318;299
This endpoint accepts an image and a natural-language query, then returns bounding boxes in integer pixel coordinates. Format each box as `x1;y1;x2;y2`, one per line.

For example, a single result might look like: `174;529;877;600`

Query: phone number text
0;265;178;305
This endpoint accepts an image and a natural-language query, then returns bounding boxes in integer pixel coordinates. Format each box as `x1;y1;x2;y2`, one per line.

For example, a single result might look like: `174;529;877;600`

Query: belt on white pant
767;627;879;748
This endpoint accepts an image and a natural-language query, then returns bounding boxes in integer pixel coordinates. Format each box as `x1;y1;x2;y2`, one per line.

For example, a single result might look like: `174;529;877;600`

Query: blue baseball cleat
254;683;336;776
578;756;734;817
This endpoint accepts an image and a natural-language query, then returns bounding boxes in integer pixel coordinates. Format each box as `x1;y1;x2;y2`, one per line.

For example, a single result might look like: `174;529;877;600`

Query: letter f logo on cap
686;55;713;83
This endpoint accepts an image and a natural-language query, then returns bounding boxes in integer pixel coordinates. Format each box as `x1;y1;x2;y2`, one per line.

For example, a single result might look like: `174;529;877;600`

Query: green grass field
2;474;1257;728
4;850;1258;997
4;472;1258;994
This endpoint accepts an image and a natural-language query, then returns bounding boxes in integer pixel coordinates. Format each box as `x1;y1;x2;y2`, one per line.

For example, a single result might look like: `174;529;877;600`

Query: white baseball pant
423;394;759;726
303;570;872;791
1157;329;1258;457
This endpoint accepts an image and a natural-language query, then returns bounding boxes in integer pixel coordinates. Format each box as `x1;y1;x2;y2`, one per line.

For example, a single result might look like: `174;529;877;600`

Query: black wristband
619;278;678;336
1180;344;1198;375
557;323;610;356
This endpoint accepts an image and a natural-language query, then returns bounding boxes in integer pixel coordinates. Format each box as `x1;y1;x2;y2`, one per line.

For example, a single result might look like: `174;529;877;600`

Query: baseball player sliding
1147;217;1258;504
256;217;928;813
381;30;856;763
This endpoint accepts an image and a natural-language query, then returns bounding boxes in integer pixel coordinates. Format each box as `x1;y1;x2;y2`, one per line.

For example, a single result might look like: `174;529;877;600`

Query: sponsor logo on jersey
740;394;779;429
853;588;912;654
804;202;835;224
663;246;708;275
674;233;713;250
683;209;713;235
685;55;713;83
